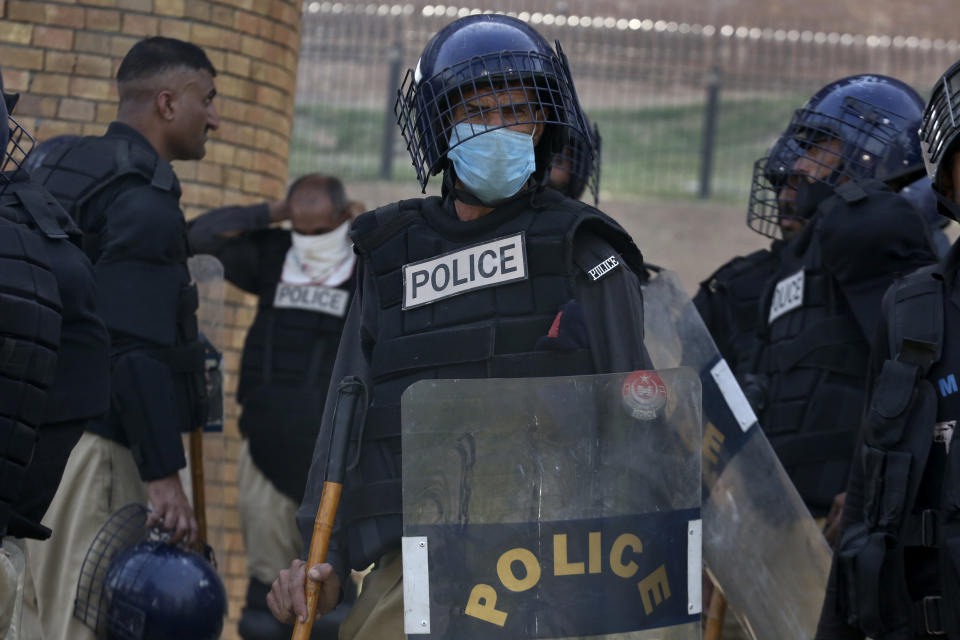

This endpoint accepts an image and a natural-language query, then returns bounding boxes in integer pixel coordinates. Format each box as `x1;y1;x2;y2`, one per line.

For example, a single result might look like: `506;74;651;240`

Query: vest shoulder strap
350;199;423;254
885;265;944;374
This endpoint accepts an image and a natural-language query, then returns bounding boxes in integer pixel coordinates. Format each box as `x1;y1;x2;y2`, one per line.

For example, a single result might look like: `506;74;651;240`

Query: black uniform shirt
296;194;649;583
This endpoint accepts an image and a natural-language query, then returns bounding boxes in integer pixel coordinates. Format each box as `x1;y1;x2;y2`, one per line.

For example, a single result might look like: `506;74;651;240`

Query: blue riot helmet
748;74;925;238
900;175;951;258
0;68;36;195
920;59;960;221
22;134;80;175
395;14;589;197
103;541;227;640
550;117;600;203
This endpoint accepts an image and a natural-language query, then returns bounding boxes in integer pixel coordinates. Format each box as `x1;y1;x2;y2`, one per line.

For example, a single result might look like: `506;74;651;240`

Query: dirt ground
345;180;774;296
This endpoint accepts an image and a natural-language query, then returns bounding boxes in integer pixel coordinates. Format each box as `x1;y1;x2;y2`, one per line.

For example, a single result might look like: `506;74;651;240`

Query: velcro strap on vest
488;349;593;378
834;181;869;204
13;187;69;240
341;479;402;526
371;325;494;378
179;284;199;319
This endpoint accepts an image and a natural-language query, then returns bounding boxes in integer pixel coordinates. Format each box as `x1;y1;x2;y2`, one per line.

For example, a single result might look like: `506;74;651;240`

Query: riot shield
642;268;831;640
1;539;26;640
185;254;226;556
401;370;702;640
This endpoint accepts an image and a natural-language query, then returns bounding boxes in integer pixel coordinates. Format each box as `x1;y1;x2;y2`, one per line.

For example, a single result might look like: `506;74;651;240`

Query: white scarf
281;222;355;285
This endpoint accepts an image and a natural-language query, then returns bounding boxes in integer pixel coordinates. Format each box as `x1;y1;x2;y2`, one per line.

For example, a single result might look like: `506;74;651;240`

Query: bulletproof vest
30;132;178;263
0;175;110;425
33;132;207;434
697;244;782;376
237;230;356;503
0;220;61;540
836;262;960;638
339;192;643;571
751;188;876;516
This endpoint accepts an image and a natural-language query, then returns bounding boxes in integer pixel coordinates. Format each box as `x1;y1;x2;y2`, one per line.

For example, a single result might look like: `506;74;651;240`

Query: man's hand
823;492;846;548
146;474;198;545
267;559;341;624
268;199;291;223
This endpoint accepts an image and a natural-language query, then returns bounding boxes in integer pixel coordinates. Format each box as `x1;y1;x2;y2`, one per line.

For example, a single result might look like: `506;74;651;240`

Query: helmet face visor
921;62;960;190
397;49;583;191
747;94;916;239
1;114;35;196
550;120;600;203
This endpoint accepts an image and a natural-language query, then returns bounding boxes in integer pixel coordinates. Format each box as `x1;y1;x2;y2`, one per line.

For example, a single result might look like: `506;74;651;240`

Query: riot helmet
899;175;946;229
0;68;36;195
919;59;960;221
103;541;227;640
550;117;600;203
395;14;588;203
22;134;81;175
748;74;925;238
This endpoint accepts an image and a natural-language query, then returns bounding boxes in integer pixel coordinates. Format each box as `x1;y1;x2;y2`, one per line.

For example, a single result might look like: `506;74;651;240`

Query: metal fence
290;1;960;203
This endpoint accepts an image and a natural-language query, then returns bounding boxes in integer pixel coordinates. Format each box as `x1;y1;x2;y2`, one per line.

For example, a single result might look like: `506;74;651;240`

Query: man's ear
155;89;176;122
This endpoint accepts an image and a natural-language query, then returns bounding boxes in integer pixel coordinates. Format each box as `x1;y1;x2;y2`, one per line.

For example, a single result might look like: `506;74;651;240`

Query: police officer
0;77;64;639
25;37;219;640
188;174;359;640
742;75;937;525
267;15;648;638
815;58;960;640
548;118;600;203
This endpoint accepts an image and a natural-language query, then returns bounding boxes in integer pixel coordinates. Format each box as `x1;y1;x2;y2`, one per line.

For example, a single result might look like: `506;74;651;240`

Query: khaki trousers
236;441;303;586
22;432;147;640
338;550;403;640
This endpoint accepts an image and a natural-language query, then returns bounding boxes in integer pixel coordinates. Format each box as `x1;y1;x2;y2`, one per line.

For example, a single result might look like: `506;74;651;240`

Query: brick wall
1;1;302;636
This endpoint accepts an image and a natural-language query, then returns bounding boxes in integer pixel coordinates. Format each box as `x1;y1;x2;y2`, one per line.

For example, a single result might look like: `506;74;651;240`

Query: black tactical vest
0;220;61;540
696;244;782;376
237;229;356;503
339;192;643;571
751;214;871;516
0;174;110;425
32;130;207;433
836;259;960;639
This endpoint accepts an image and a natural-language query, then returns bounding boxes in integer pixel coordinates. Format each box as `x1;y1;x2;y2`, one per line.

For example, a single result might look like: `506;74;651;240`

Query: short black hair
287;174;347;213
116;37;216;84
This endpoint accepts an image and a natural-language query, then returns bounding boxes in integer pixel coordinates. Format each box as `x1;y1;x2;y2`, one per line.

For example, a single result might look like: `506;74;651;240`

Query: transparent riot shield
401;369;702;640
1;539;26;640
642;268;831;640
185;254;226;558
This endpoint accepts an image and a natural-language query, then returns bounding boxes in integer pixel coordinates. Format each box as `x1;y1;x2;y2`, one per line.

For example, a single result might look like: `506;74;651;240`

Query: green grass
288;94;809;203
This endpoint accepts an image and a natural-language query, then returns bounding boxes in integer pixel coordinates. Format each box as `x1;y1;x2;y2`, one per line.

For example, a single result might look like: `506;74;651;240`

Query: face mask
282;221;354;284
447;122;537;204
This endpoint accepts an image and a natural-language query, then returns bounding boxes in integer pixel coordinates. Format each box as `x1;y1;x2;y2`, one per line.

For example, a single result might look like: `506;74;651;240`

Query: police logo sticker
622;371;668;420
274;283;350;317
587;255;620;281
402;232;528;310
768;269;805;324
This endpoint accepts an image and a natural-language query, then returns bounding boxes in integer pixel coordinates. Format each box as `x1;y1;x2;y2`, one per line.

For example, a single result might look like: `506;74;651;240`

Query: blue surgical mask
447;122;537;204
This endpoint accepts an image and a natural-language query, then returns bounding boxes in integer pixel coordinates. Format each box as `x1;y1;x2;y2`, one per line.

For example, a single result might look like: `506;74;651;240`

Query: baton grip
292;480;342;640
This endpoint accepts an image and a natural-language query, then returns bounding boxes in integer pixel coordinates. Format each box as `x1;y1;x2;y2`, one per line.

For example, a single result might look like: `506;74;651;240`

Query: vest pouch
836;523;912;637
239;385;326;503
866;359;919;448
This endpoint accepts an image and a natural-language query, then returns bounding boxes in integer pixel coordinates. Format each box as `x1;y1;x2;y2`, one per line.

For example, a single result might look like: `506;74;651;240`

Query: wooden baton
292;377;365;640
189;428;208;549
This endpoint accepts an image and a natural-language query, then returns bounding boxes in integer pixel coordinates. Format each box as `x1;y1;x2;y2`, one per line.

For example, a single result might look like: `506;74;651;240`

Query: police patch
402;232;528;310
587;255;620;281
768;269;805;324
621;371;668;421
273;283;350;317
